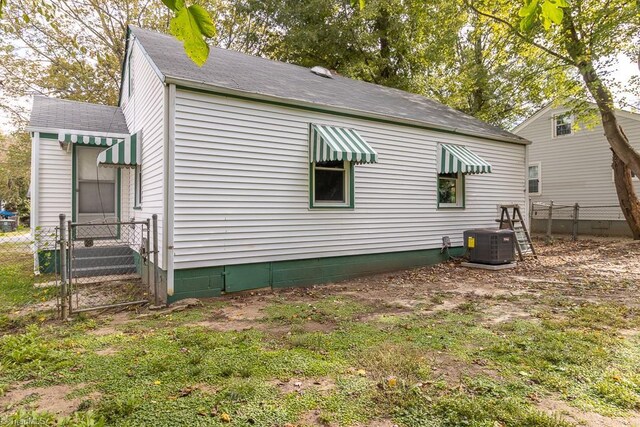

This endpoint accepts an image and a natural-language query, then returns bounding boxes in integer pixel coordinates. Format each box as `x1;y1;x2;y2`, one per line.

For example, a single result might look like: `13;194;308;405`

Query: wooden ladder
497;204;537;261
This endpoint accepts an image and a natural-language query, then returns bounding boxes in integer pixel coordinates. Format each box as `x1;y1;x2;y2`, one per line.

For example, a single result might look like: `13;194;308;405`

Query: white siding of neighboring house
516;106;640;220
35;137;72;230
121;39;166;267
173;89;527;270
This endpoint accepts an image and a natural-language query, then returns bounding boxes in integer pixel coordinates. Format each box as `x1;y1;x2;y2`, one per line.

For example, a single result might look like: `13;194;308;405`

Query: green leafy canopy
165;0;216;66
519;0;569;31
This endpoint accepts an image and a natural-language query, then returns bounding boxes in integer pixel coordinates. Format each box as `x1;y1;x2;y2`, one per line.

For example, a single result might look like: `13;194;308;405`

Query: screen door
76;147;117;238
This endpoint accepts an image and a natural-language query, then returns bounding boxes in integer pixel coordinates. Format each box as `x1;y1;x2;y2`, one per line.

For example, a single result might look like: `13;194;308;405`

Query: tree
420;8;575;128
0;0;277;126
466;0;640;238
0;132;31;218
247;0;563;128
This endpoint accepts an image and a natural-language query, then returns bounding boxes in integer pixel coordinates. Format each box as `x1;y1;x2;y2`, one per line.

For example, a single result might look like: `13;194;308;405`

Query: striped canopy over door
96;132;140;168
309;124;378;164
57;132;125;148
438;143;492;174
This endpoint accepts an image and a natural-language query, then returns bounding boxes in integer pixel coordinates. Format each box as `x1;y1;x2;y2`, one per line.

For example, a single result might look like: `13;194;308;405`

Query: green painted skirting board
168;247;464;304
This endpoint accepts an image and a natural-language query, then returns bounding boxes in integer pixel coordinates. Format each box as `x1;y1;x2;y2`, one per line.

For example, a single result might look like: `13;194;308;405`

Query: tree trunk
562;17;640;236
612;149;640;239
374;6;392;80
562;19;640;179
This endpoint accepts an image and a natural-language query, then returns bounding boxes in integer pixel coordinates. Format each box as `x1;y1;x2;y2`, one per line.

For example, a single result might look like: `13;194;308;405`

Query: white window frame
127;50;134;99
311;160;352;209
437;172;464;208
528;162;542;195
553;113;573;138
134;165;142;209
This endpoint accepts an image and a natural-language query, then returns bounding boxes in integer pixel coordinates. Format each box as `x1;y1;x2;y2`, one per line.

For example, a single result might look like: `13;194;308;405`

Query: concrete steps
71;245;137;278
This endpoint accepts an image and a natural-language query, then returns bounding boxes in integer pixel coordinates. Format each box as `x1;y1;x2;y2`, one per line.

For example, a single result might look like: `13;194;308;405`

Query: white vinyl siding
517;107;640;220
121;40;165;266
173;89;526;270
36;137;72;228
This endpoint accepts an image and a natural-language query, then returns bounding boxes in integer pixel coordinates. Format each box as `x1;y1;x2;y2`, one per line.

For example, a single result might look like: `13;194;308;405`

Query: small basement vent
310;66;333;79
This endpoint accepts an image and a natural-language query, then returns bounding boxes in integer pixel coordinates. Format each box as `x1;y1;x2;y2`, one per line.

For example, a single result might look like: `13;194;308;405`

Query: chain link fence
64;219;152;315
0;215;160;318
0;225;61;312
531;201;631;239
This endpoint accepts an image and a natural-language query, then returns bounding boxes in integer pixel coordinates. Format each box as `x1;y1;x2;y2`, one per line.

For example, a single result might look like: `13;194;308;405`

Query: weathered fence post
572;203;580;241
67;220;73;314
546;200;554;240
59;214;68;320
152;214;160;307
146;218;151;292
67;221;77;315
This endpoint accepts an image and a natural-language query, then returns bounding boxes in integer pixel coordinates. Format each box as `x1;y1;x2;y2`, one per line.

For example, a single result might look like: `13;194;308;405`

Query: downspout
164;84;176;296
31;132;40;274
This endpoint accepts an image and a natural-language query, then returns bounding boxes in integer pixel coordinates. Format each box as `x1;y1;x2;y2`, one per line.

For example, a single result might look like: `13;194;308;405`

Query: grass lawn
0;238;639;426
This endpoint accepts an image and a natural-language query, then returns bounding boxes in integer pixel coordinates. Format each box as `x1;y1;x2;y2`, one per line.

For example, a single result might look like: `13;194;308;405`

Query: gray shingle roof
29;96;129;134
130;26;527;144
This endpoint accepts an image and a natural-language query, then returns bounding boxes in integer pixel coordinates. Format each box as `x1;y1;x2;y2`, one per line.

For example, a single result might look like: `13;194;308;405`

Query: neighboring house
514;104;640;236
27;26;529;303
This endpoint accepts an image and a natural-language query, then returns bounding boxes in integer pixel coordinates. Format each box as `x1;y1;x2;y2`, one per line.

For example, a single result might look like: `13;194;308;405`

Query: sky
1;52;639;134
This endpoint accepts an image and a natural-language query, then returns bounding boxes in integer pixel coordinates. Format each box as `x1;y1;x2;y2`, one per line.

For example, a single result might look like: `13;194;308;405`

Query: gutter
163;76;531;146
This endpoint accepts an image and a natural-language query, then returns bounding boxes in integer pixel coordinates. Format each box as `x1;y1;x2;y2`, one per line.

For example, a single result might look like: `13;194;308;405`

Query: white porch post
31;132;40;274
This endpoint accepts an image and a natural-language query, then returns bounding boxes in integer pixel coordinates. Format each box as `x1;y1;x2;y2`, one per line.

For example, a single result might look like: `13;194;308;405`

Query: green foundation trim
169;247;464;303
169;267;225;303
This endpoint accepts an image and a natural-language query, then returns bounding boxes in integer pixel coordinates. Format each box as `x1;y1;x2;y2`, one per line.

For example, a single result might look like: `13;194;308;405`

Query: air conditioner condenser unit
463;229;515;265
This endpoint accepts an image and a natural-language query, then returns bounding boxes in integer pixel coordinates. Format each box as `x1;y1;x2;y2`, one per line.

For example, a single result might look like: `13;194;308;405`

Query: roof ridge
36;96;122;110
128;25;527;144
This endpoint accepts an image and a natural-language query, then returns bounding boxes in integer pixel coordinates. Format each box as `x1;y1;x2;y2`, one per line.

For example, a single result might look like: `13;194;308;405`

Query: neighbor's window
311;160;353;208
528;163;541;195
554;113;572;137
437;172;464;208
134;165;142;208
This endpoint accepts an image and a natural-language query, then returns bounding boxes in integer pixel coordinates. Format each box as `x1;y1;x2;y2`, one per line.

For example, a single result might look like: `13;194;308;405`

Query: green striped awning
438;143;492;174
96;133;140;168
309;124;378;164
57;132;126;148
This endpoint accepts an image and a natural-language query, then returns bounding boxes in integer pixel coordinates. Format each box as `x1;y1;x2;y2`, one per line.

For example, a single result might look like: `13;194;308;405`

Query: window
310;160;353;208
127;51;134;98
528;163;541;195
134;165;142;208
437;172;464;208
554;113;573;137
77;147;116;215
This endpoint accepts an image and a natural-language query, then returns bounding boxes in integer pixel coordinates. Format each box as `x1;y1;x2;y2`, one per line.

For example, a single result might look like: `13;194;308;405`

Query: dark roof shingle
29;96;129;134
130;26;526;144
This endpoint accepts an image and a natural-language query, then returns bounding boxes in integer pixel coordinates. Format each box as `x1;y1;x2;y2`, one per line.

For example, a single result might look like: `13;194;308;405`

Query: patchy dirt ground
188;236;640;330
3;236;640;426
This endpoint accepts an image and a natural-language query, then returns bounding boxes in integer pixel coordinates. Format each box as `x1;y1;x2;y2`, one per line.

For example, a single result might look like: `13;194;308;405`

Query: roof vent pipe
310;66;333;79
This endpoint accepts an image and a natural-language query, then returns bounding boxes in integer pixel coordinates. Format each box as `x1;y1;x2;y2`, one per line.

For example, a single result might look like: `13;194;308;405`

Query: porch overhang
57;131;127;148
